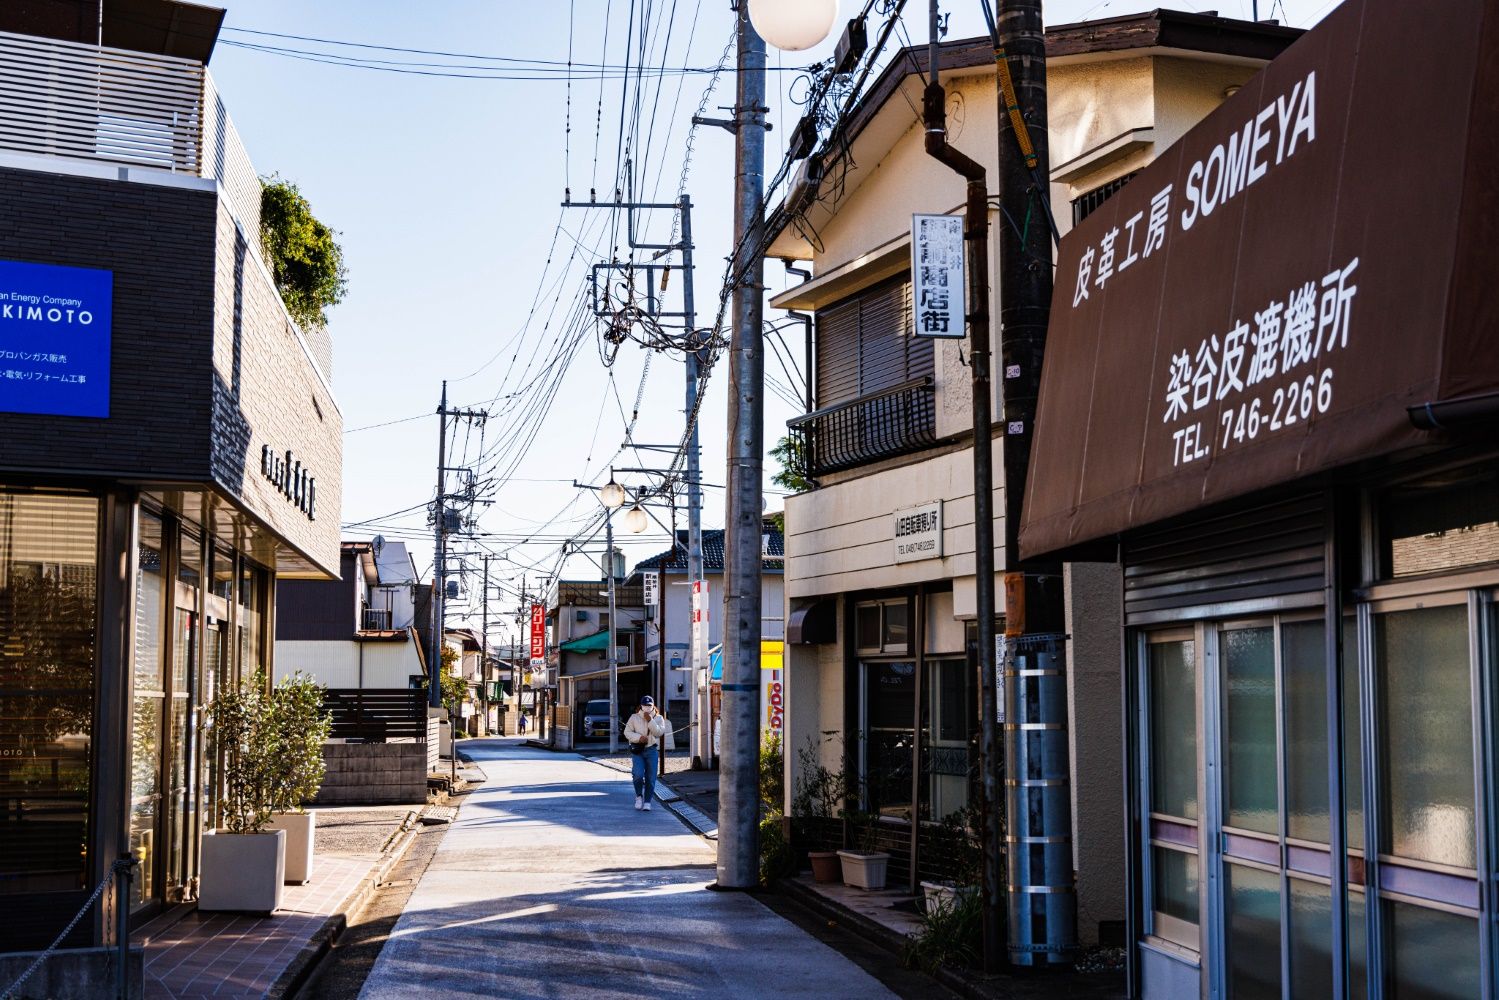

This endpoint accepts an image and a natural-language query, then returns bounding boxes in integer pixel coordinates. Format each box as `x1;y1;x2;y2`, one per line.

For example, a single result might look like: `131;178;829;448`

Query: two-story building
544;576;647;746
0;0;342;968
767;11;1298;947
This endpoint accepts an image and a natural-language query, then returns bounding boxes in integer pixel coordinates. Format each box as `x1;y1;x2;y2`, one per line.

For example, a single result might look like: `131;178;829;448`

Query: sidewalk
358;737;912;999
134;804;418;1000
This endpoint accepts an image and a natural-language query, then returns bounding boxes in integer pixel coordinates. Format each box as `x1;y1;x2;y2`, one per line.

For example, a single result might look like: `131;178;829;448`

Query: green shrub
259;176;347;329
759;730;784;811
904;887;985;973
269;672;331;813
213;672;277;834
758;812;795;886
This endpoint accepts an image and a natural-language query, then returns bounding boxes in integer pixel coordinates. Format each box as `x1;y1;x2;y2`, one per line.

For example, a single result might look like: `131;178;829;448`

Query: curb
576;753;719;841
266;811;428;1000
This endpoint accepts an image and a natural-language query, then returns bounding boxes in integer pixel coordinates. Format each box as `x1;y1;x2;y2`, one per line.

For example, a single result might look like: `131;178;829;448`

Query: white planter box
198;830;286;913
265;811;316;884
837;850;890;890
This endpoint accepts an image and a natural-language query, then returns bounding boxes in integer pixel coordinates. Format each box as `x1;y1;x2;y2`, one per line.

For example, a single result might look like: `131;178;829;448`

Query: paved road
358;738;900;1000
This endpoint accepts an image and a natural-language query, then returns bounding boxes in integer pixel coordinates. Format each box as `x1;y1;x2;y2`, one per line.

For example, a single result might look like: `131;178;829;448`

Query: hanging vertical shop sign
912;214;965;338
0;259;112;417
760;640;785;734
691;580;709;690
528;603;545;663
643;570;660;609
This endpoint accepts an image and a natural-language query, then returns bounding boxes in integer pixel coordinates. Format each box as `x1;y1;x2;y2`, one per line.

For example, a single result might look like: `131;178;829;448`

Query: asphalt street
356;737;902;1000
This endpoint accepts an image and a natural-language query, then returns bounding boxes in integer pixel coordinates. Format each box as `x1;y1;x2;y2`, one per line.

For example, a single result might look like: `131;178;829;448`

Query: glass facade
1131;469;1499;999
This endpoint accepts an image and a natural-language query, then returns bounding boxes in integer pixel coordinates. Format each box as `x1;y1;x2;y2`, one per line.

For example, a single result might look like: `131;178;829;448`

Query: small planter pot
198;829;286;914
808;850;842;884
837;849;890;890
921;880;979;911
265;811;317;885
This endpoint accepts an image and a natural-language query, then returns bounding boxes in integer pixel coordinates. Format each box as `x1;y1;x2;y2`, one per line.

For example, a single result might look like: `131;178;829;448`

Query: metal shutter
815;298;860;407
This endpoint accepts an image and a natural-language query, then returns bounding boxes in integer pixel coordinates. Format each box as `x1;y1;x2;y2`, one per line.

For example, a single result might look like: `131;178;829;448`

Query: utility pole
561;191;705;767
481;554;490;735
717;0;767;891
989;0;1076;967
920;0;1001;964
429;381;449;710
605;512;620;754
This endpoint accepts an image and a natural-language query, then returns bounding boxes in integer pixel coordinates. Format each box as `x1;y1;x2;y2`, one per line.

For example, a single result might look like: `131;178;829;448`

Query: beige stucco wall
274;637;424;689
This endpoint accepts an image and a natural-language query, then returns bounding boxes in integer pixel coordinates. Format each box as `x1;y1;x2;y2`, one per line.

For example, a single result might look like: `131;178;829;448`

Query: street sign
528;603;545;660
911;214;965;339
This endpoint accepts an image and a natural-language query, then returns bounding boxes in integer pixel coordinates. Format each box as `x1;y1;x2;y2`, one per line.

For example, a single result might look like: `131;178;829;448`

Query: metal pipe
429;382;447;710
782;260;814;412
1407;389;1499;429
921;0;1001;967
717;0;768;891
606;511;619;755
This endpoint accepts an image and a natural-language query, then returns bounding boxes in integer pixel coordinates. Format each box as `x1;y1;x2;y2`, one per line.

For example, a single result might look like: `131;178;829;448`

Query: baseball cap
640;695;655;706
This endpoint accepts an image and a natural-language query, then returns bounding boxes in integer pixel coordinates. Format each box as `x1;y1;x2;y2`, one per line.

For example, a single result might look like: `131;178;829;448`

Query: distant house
275;540;428;692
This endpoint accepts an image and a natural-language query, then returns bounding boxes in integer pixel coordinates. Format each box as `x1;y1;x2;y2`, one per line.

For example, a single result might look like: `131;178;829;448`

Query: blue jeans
632;746;659;803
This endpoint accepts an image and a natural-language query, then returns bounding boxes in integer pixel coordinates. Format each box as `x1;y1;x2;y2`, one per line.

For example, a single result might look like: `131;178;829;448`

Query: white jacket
624;710;674;750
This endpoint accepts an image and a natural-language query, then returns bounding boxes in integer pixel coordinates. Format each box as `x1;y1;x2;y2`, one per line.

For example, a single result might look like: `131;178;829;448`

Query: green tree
259;176;348;329
769;434;813;494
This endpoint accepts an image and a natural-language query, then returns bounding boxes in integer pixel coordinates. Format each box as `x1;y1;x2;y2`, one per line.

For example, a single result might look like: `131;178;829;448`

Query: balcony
787;376;936;481
0;28;263;262
361;606;394;632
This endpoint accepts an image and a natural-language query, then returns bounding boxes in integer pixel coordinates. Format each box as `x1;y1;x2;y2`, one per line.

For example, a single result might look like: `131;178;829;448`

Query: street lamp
748;0;839;51
623;505;650;534
600;477;627;510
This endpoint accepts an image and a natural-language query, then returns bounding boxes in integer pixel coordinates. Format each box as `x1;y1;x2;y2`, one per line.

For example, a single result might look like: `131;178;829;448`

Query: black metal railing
787;376;936;480
361;606;393;631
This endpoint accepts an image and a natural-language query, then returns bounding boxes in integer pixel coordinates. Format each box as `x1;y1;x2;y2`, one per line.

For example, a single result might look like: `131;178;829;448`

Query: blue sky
208;0;1336;645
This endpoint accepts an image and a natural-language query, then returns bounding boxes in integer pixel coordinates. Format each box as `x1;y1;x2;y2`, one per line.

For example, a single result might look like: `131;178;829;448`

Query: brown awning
787;599;836;645
1020;0;1499;560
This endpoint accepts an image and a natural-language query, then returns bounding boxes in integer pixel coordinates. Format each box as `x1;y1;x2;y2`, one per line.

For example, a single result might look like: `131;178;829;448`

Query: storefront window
921;658;973;821
1146;634;1199;947
1222;626;1276;834
1376;604;1474;870
1383;471;1499;579
863;660;914;818
0;492;99;897
1383;900;1479;1000
129;511;166;911
855;599;909;654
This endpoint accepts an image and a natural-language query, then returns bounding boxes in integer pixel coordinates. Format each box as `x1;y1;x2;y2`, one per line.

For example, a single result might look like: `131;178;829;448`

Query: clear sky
208;0;1338;647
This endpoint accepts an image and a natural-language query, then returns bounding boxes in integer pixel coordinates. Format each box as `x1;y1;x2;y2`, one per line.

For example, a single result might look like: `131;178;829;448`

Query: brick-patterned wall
0;167;216;479
209;204;341;573
315;743;428;805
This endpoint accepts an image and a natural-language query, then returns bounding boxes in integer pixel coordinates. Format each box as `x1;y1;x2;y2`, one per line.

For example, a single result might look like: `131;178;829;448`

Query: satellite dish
372;535;385;557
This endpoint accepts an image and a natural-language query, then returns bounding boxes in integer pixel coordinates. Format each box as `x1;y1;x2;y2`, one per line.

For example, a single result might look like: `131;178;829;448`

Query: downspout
782;259;815;412
920;1;1004;969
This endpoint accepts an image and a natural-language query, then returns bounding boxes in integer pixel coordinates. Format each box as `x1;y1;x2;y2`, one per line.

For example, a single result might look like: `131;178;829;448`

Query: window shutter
816;298;860;406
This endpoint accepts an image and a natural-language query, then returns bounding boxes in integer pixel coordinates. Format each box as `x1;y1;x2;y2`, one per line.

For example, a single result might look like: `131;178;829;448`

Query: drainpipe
782;260;815;412
920;1;1004;970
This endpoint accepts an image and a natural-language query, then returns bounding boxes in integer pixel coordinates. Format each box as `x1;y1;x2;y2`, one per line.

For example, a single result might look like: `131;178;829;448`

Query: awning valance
1020;0;1499;559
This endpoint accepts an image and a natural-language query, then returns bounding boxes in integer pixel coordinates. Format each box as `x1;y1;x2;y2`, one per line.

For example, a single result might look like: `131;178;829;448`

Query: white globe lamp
749;0;839;52
600;479;627;510
624;505;650;535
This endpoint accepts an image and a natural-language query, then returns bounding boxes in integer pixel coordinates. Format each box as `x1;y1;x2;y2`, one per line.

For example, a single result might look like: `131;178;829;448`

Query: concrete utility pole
605;511;621;755
680;193;708;773
919;0;1001;965
481;554;490;734
989;0;1077;967
717;0;767;891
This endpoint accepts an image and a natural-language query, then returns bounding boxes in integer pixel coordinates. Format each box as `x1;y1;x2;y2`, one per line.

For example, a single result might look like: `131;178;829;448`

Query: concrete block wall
314;743;427;805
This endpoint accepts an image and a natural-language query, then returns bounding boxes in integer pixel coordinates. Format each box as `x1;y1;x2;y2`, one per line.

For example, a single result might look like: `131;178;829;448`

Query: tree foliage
269;672;332;813
769;434;813;494
259;176;348;329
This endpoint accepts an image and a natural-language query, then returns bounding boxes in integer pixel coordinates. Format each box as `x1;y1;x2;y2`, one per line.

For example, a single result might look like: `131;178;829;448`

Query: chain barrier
1;856;136;1000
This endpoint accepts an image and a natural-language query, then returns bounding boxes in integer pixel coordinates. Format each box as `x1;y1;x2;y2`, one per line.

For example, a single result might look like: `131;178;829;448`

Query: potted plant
264;672;332;885
791;737;847;883
199;672;285;913
838;805;891;890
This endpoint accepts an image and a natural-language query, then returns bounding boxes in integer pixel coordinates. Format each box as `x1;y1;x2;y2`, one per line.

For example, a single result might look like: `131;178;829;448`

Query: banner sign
761;641;785;734
691;580;709;689
1020;0;1499;558
912;214;965;338
0;259;112;417
528;604;545;660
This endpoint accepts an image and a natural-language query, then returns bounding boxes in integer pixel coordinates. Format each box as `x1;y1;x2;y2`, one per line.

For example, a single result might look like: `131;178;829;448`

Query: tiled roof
631;522;784;574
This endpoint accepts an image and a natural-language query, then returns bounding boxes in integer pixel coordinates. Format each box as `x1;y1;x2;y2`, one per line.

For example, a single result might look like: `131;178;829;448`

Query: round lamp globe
624;505;650;534
600;480;627;510
749;0;839;52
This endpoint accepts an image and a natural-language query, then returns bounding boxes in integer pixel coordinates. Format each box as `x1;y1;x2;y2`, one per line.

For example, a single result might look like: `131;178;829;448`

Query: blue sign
0;259;112;418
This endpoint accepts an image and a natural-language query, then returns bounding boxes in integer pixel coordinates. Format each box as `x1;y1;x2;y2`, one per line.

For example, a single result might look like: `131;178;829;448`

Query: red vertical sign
529;604;545;660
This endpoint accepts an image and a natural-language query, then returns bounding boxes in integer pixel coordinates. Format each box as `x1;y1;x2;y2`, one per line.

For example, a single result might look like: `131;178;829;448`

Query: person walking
624;695;673;811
